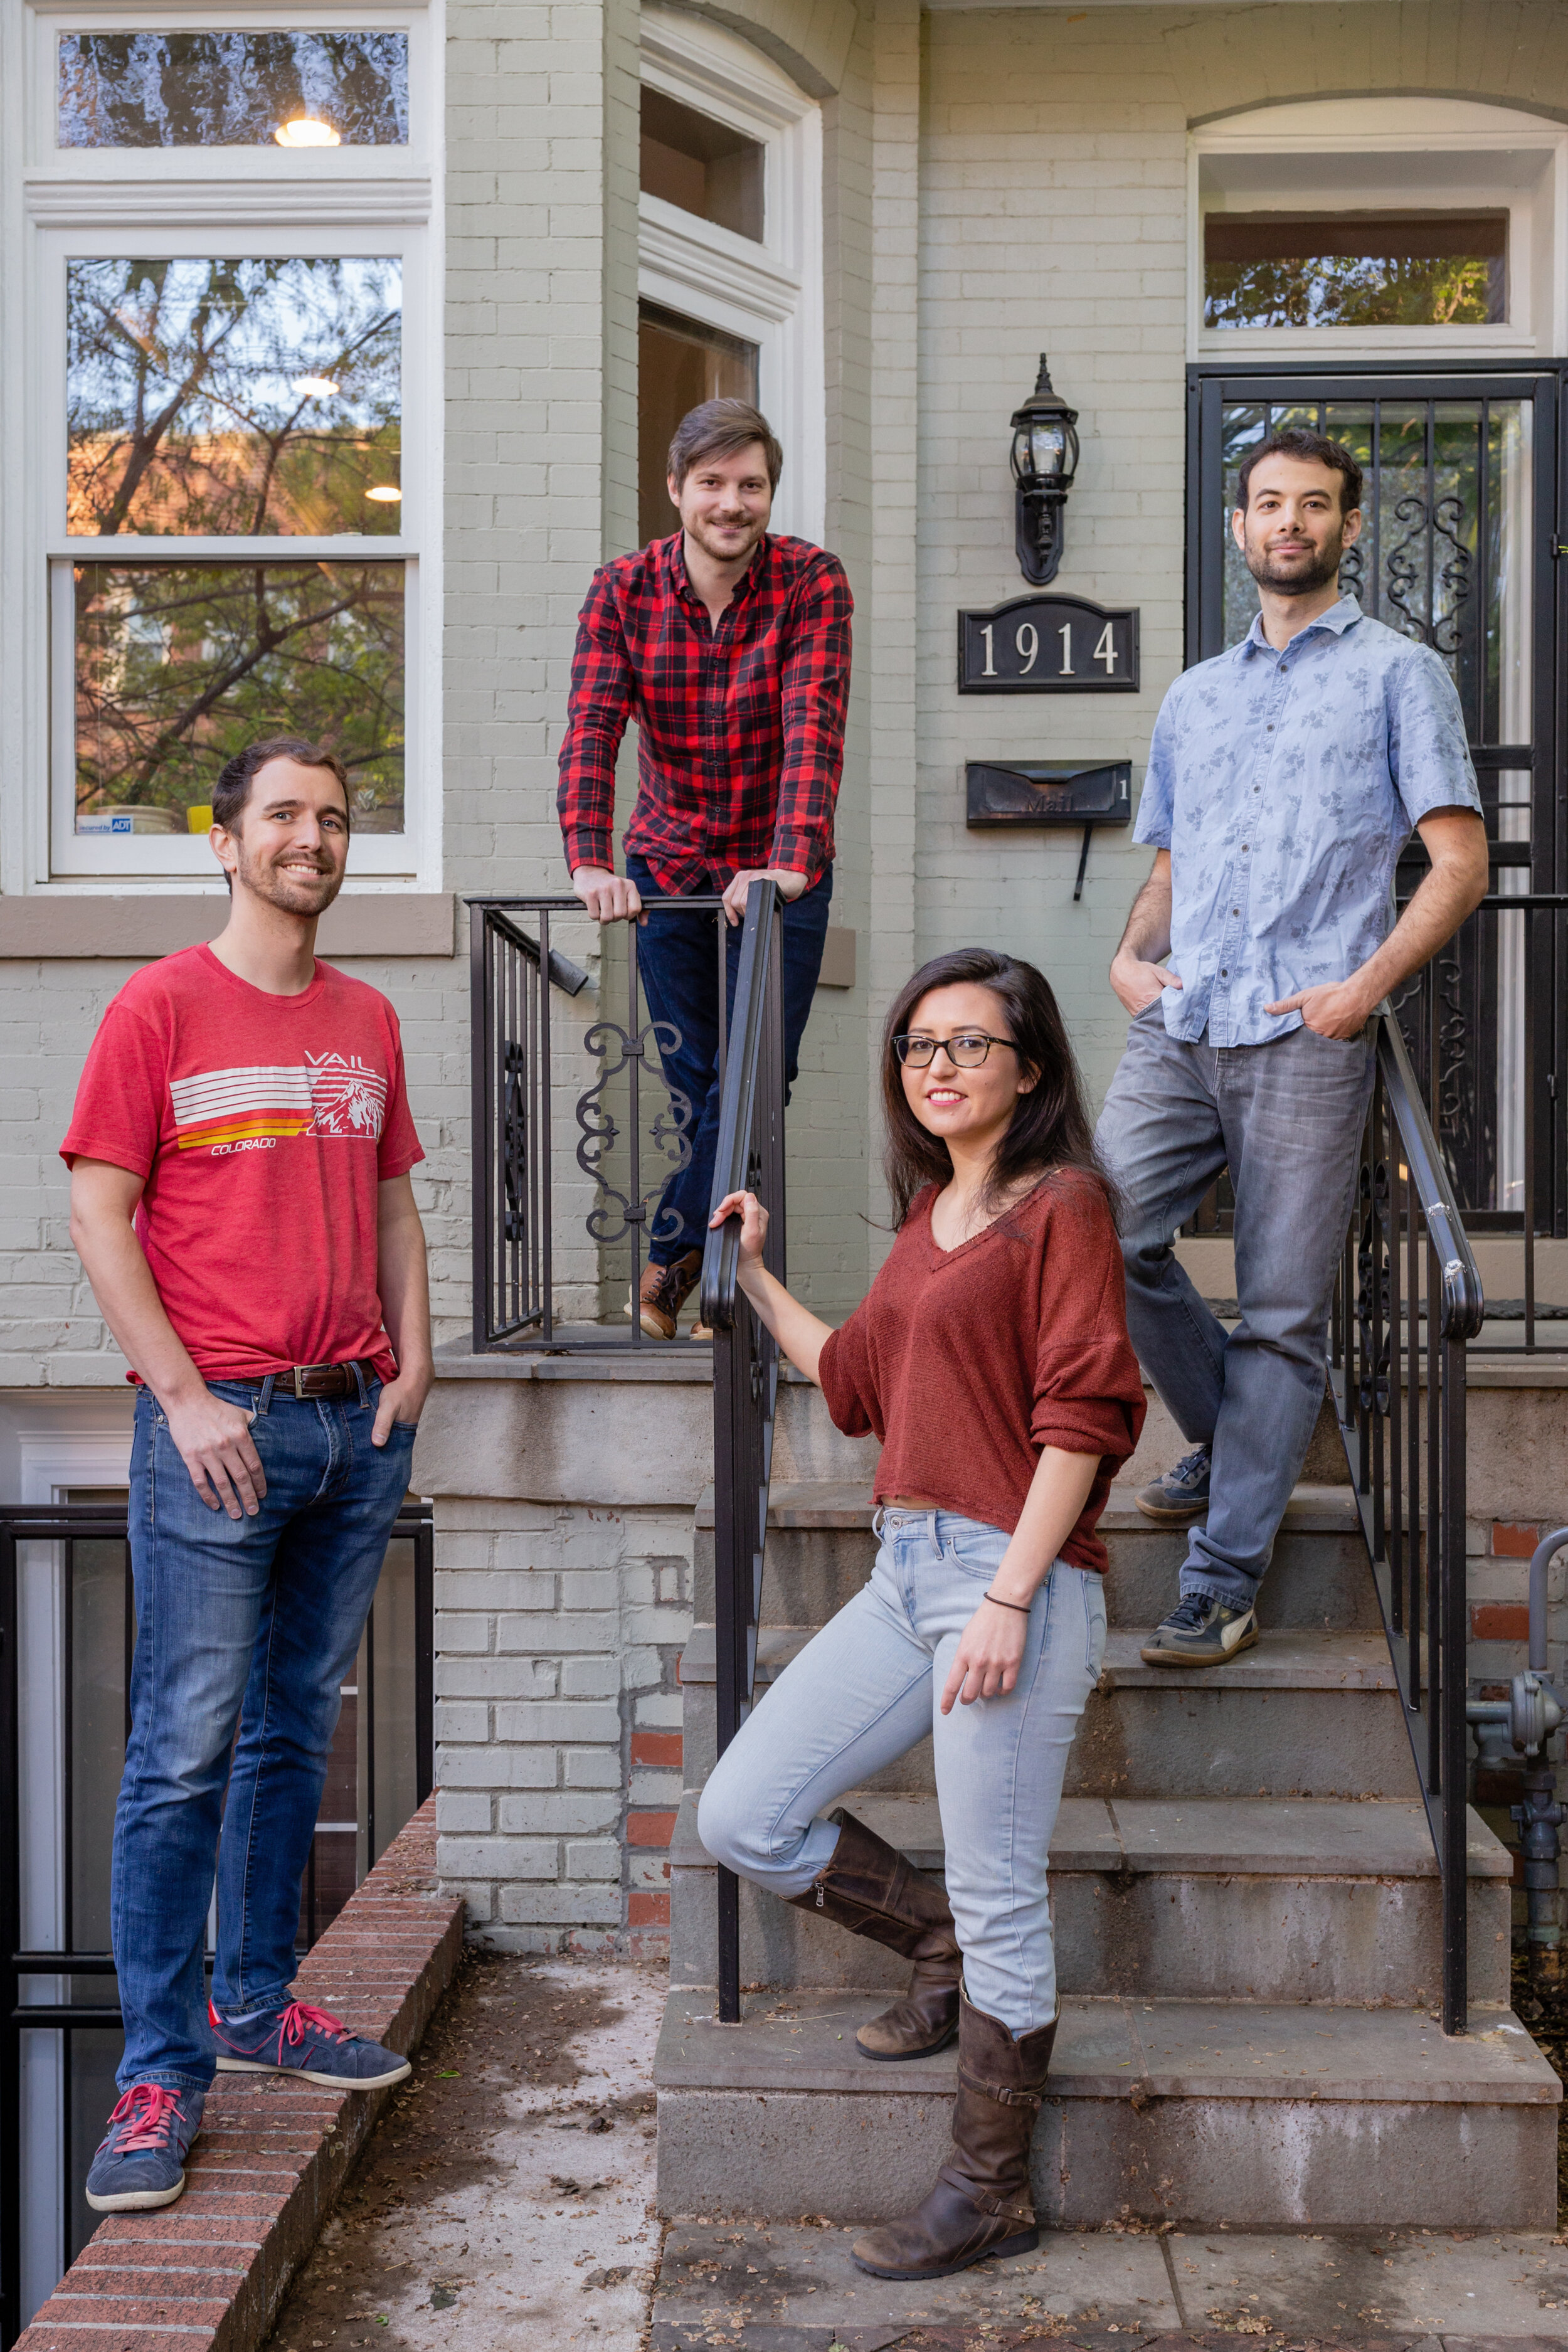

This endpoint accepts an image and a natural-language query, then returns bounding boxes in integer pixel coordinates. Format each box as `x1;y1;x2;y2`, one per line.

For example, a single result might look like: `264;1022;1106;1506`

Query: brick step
652;1987;1560;2230
694;1482;1378;1632
678;1626;1418;1799
666;1788;1512;2007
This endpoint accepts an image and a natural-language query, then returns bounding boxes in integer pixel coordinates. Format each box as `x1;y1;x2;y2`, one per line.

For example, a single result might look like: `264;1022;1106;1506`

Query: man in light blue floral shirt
1096;427;1488;1668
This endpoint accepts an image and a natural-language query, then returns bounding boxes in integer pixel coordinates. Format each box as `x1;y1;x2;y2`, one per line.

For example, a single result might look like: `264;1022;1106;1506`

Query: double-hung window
11;13;438;884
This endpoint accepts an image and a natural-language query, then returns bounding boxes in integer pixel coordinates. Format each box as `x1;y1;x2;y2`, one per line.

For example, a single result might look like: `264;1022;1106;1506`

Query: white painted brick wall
433;1496;693;1951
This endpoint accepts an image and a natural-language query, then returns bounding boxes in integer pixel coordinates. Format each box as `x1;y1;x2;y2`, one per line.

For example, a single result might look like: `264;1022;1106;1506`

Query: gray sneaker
1140;1592;1257;1667
85;2082;204;2212
1135;1445;1211;1522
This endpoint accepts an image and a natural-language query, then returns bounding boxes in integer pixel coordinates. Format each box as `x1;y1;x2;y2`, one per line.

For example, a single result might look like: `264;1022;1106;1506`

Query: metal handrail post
699;882;783;2025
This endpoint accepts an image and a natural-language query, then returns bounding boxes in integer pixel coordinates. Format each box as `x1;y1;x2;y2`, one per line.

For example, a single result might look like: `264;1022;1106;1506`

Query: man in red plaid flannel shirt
558;398;853;1338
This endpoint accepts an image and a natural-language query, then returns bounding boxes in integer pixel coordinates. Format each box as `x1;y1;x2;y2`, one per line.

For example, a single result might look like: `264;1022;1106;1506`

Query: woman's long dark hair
880;948;1112;1228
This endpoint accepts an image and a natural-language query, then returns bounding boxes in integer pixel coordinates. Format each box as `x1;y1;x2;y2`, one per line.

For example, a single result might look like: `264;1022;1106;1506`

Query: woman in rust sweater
698;946;1145;2282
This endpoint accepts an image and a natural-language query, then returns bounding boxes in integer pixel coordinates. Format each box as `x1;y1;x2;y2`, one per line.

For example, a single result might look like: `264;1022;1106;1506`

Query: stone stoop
656;1469;1562;2230
18;1799;465;2352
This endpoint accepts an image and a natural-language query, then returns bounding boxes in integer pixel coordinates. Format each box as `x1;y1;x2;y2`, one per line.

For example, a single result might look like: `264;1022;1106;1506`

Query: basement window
1204;211;1507;331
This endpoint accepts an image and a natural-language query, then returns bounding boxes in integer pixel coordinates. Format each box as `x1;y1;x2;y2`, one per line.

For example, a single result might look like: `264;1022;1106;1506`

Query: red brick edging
19;1796;464;2352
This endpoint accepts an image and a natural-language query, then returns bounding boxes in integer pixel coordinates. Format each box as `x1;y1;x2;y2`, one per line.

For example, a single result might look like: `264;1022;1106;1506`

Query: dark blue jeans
627;854;832;1266
112;1377;415;2091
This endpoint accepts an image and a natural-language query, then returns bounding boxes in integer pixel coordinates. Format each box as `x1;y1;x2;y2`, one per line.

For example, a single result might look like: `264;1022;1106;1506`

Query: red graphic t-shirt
61;944;424;1380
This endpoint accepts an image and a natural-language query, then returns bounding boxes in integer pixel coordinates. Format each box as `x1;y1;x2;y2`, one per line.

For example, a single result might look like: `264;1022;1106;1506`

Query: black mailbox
965;760;1131;899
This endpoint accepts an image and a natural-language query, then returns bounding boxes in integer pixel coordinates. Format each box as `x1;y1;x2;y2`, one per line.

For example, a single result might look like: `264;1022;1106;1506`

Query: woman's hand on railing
708;1189;833;1385
711;1187;770;1274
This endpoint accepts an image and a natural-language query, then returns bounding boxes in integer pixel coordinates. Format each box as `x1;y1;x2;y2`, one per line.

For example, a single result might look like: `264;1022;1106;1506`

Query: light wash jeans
697;1508;1107;2036
113;1376;416;2092
1094;1004;1375;1613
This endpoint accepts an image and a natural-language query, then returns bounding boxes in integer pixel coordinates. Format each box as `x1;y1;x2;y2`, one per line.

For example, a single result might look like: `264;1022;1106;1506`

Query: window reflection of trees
58;31;408;149
75;564;405;829
68;258;401;538
68;258;404;832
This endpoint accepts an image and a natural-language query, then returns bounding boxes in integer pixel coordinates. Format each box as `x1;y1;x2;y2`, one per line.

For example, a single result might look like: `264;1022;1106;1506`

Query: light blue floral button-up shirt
1133;596;1481;1047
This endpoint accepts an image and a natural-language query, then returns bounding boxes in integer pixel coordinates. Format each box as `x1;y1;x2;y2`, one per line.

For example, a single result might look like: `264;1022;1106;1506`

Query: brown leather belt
283;1359;379;1399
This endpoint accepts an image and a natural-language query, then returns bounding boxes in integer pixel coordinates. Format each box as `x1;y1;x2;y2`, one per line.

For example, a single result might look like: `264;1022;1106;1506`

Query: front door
1188;363;1567;1234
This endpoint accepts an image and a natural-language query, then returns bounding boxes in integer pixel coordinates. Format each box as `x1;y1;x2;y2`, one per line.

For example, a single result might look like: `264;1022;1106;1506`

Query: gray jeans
1094;1005;1374;1611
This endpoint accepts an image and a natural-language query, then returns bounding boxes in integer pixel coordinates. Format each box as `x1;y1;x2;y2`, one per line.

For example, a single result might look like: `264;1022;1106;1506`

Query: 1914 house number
957;593;1139;693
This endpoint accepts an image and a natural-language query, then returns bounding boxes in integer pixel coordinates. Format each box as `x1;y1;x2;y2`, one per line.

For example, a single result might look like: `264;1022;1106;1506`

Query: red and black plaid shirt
557;531;853;893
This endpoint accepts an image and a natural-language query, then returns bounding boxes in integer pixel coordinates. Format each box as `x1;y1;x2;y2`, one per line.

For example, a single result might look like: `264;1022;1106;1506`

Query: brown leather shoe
627;1248;703;1340
785;1809;961;2060
850;1991;1056;2280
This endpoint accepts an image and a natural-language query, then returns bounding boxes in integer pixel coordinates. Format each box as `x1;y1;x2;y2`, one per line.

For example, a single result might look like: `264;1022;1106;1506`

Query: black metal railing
697;882;786;2025
1188;896;1568;1354
1332;1014;1485;2037
0;1501;433;2347
1392;891;1568;1349
469;896;736;1351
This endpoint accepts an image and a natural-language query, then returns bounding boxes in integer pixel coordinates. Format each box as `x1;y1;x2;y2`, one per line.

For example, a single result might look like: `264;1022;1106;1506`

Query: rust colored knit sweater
817;1168;1146;1575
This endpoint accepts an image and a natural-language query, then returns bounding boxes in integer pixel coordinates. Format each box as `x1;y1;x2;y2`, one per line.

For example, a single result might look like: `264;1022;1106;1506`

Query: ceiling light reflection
274;117;341;147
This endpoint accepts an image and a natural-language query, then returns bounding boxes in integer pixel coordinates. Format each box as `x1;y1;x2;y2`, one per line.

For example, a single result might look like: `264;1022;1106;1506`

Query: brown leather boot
850;1991;1055;2280
627;1248;703;1339
785;1810;961;2060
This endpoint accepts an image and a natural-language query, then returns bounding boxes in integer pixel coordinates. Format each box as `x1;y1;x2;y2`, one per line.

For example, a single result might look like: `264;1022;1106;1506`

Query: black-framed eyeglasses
893;1030;1018;1068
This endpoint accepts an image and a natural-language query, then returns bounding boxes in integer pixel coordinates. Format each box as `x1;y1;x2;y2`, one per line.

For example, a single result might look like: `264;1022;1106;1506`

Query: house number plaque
957;593;1139;694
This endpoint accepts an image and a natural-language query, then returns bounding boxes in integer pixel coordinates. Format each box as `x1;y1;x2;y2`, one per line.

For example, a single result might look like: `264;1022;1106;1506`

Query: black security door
1187;361;1568;1236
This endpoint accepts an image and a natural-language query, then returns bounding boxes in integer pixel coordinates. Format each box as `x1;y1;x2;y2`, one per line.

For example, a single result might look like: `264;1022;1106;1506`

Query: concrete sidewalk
258;1952;1568;2350
650;2216;1568;2343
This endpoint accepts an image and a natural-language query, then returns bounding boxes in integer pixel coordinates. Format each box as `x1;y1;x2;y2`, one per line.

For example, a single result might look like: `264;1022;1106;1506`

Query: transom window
58;30;409;149
1204;211;1507;332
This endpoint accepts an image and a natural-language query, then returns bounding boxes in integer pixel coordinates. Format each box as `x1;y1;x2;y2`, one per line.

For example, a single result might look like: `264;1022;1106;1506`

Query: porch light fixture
365;485;402;502
1009;354;1079;587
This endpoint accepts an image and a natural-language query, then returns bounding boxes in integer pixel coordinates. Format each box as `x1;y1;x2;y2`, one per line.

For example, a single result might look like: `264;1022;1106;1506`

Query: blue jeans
1094;1005;1375;1612
698;1510;1106;2035
627;853;832;1267
112;1377;416;2091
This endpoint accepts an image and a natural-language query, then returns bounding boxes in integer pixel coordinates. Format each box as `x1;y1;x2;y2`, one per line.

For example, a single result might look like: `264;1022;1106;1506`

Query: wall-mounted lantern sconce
1010;354;1079;587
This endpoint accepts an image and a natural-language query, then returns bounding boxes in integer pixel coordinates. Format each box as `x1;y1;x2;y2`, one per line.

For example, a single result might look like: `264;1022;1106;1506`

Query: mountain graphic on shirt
169;1056;386;1151
304;1052;388;1139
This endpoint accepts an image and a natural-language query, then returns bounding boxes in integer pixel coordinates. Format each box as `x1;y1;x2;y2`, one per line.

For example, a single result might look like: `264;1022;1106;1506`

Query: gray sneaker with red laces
209;1996;411;2089
85;2081;204;2212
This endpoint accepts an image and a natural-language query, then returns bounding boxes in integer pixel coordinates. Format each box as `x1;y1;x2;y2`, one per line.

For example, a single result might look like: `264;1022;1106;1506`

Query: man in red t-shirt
61;736;433;2215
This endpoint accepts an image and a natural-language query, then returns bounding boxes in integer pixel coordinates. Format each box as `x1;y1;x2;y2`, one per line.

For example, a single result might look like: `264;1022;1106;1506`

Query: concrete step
667;1789;1513;2009
653;1988;1560;2230
694;1482;1380;1631
679;1626;1420;1799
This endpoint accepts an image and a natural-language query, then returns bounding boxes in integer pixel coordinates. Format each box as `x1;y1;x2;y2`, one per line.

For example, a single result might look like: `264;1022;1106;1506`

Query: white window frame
4;3;442;891
1190;97;1568;364
639;6;824;546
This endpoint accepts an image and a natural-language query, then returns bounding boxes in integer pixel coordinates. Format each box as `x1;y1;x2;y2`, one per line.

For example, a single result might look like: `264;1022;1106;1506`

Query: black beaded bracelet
982;1590;1031;1615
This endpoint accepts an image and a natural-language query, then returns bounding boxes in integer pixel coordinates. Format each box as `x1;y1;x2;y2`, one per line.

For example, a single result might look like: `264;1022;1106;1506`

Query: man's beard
686;512;766;565
234;842;344;916
1243;525;1345;598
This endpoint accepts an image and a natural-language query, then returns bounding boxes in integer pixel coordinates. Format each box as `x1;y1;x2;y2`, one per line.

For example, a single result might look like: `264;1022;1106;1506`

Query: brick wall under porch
432;1498;694;1956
